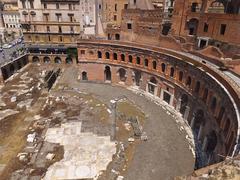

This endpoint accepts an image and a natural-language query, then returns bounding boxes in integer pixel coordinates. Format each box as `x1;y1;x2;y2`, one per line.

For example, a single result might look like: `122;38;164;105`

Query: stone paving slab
44;121;116;180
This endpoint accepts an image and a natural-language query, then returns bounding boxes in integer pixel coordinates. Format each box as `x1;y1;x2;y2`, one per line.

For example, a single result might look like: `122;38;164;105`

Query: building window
33;25;37;32
48;35;51;41
136;57;141;64
134;0;137;5
81;50;85;54
191;3;198;12
59;36;63;42
204;23;208;32
69;14;74;22
161;63;166;73
47;26;50;32
114;15;117;21
58;26;62;33
56;14;62;22
30;0;34;9
69;4;72;10
22;0;26;9
152;61;157;69
35;36;39;41
115;4;117;11
124;4;128;9
44;14;49;21
70;26;74;33
144;59;148;67
56;3;59;9
220;24;226;35
127;23;132;30
44;3;47;9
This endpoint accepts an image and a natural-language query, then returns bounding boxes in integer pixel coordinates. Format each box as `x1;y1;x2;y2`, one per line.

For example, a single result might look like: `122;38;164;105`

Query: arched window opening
152;61;157;70
118;68;127;82
54;57;62;64
128;55;133;63
205;131;217;153
186;76;192;87
32;56;40;63
66;57;73;64
121;54;125;61
161;63;166;73
113;53;118;60
82;71;88;80
134;70;141;86
144;59;148;67
43;56;50;63
203;88;208;102
187;18;199;35
105;52;110;59
104;66;111;81
170;67;175;77
208;1;225;14
195;81;201;94
98;51;102;59
115;33;120;40
136;57;141;65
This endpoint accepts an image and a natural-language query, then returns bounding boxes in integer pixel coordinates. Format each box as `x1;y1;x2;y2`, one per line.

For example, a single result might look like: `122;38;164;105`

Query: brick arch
118;68;127;82
105;52;110;60
32;56;40;63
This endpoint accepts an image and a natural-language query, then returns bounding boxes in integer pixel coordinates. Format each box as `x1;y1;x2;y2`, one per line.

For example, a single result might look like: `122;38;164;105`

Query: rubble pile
176;156;240;180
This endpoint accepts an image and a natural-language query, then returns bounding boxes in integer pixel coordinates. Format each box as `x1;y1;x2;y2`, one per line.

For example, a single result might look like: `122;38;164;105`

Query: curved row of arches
78;47;239;167
79;64;234;168
32;56;74;64
96;50;228;126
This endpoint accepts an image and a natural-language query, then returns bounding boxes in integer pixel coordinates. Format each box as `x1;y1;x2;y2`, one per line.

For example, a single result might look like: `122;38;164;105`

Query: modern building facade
18;0;81;45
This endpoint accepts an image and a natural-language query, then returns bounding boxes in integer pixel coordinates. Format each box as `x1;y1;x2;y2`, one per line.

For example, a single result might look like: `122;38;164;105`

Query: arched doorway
191;109;205;137
43;56;50;63
104;66;111;81
66;57;73;64
82;71;88;80
134;70;141;86
148;77;157;95
205;131;217;154
32;56;40;63
187;18;199;35
54;57;62;64
118;68;126;82
180;94;188;115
